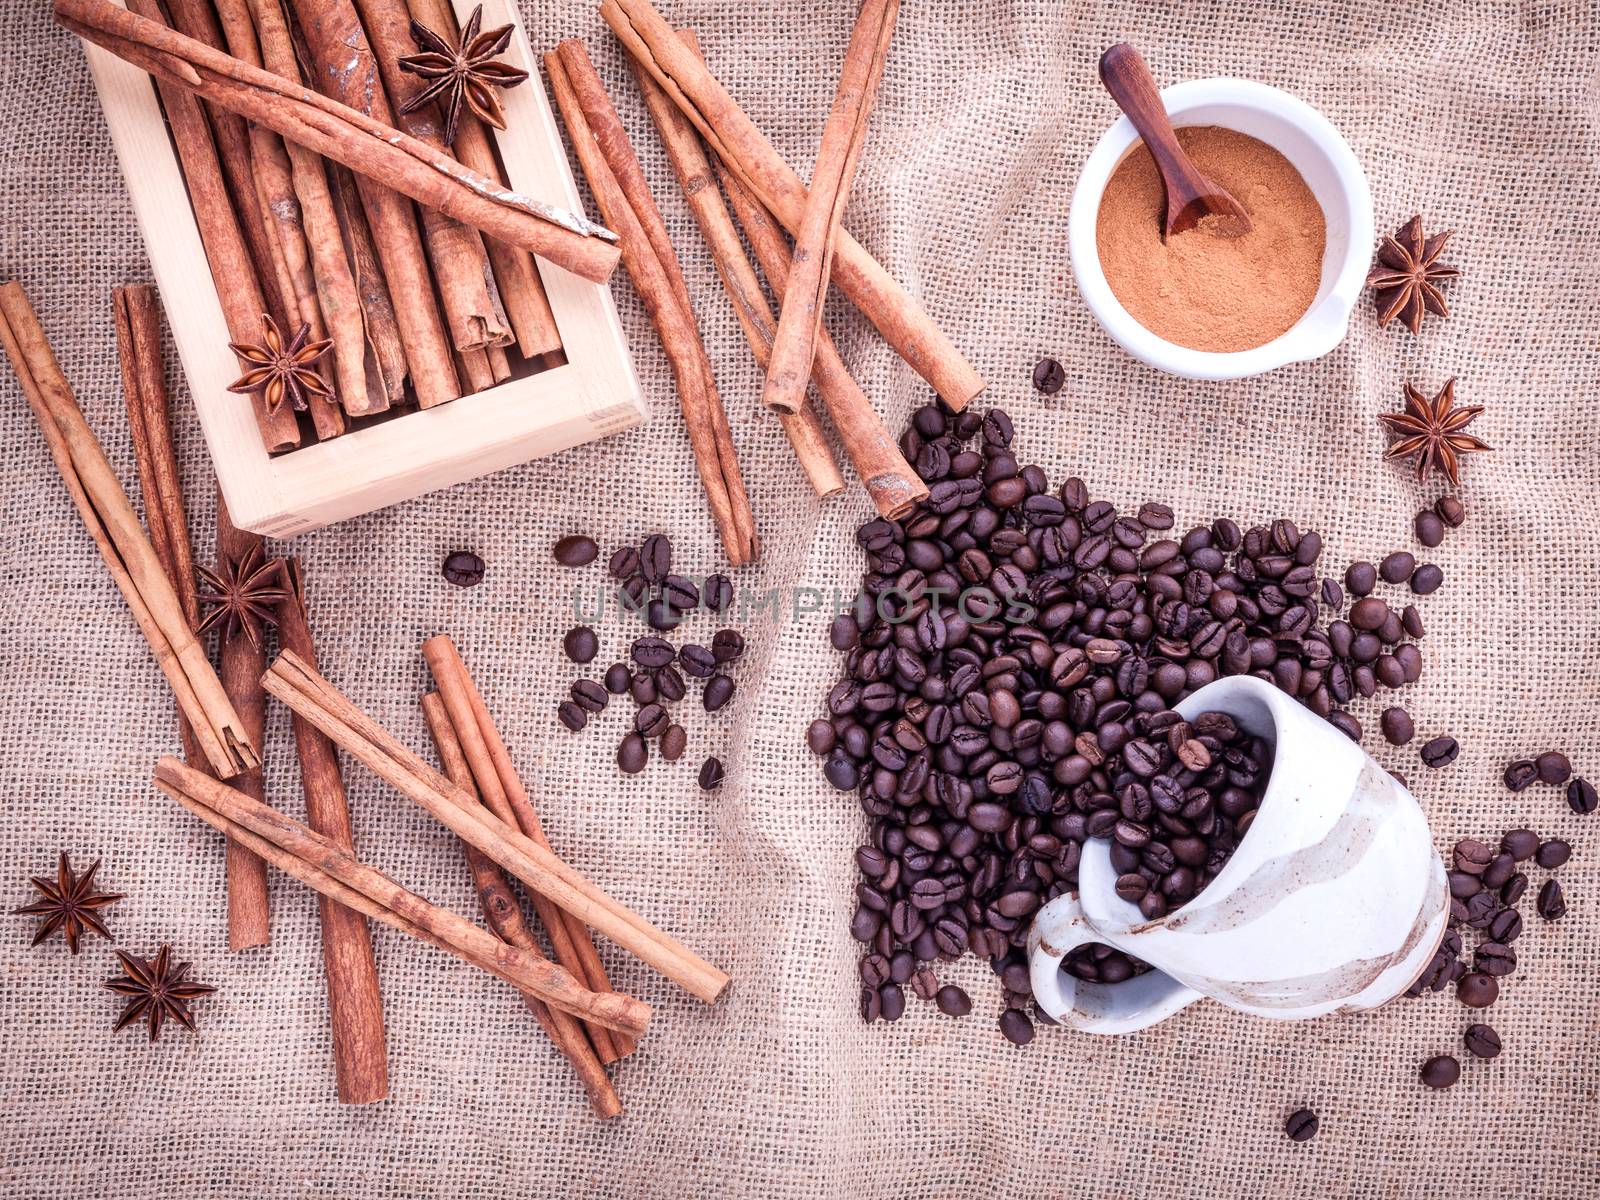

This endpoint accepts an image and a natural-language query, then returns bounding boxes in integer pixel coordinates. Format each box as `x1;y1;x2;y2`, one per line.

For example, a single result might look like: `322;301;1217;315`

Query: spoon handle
1097;44;1209;206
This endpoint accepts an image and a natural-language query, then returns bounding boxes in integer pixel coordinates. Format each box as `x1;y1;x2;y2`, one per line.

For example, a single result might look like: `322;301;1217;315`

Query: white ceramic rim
1067;78;1375;381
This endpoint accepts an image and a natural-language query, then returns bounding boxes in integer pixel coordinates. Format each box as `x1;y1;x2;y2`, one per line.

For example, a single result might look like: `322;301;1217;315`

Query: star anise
12;852;123;954
1378;378;1491;486
227;314;333;415
398;4;530;145
105;945;216;1042
1367;215;1460;334
197;544;289;651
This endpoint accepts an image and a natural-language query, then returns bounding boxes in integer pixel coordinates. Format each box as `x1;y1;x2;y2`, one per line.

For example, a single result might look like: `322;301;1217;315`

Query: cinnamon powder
1094;126;1326;353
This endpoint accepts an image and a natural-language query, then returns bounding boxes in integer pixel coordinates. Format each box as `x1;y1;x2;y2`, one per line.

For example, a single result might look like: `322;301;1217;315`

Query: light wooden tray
81;0;645;537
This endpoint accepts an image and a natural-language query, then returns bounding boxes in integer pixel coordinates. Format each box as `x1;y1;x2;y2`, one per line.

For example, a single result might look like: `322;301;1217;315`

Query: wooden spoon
1098;43;1252;240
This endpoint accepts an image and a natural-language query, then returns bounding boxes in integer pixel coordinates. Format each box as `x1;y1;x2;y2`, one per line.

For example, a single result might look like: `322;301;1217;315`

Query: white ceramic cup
1027;675;1447;1034
1067;78;1374;380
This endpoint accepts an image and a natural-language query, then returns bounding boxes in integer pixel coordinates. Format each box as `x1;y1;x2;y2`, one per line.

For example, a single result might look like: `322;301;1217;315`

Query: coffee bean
1421;736;1459;768
1032;357;1065;394
1535;838;1571;869
603;662;631;694
1435;495;1466;527
1420;1055;1460;1089
631;636;675;668
859;985;881;1022
1456;972;1498;1008
1448;871;1482;899
635;702;669;737
660;724;688;761
563;626;598;664
880;984;906;1022
1488;908;1522;943
1481;853;1516;890
704;573;734;612
1345;561;1377;596
656;665;686;702
698;756;725;790
1380;551;1415;583
703;674;736;712
442;550;486;587
1453;839;1493;873
1414;510;1445;548
806;719;836;756
712;629;746;663
557;701;586;732
1284;1108;1319;1142
639;533;671;583
1381;707;1415;745
998;1008;1034;1045
645;598;680;630
679;644;717;678
617;732;648;774
608;546;639;578
1350;596;1389;630
662;574;700;611
571;679;608;713
935;985;972;1016
552;535;598;567
1535;751;1572;785
1567;777;1598;815
1503;760;1538;792
1502;829;1539;861
1474;942;1516;977
1463;1024;1501;1059
1500;872;1528;906
1410;564;1443;594
1537;879;1566;920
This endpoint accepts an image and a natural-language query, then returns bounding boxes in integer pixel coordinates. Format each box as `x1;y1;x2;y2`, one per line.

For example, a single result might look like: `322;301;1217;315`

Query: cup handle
1028;894;1205;1035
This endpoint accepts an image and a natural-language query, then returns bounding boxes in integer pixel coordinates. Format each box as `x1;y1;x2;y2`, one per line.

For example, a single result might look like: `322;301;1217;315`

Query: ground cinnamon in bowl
1095;126;1326;353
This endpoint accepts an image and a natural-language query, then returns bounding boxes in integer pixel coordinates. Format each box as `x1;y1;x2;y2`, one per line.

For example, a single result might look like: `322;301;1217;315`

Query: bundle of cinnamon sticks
57;0;619;452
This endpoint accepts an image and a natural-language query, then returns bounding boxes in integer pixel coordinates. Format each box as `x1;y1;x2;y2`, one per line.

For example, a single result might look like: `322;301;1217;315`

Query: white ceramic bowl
1068;78;1373;380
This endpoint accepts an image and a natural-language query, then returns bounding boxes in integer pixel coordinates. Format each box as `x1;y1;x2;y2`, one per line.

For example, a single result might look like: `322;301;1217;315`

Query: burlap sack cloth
2;0;1597;1195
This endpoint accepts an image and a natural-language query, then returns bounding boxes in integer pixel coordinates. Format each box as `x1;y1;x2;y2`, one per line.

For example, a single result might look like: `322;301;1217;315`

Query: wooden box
81;0;645;537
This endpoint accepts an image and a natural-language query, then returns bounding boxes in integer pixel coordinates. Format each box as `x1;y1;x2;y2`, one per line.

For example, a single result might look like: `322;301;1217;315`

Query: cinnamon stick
423;695;623;1119
275;559;389;1105
112;285;207;767
546;39;758;565
600;0;984;411
213;495;272;950
763;0;897;415
405;0;561;359
328;164;406;413
717;162;925;519
422;635;631;1063
55;0;621;282
262;649;732;1004
115;0;299;452
629;50;844;500
0;282;258;778
351;0;511;359
152;756;651;1037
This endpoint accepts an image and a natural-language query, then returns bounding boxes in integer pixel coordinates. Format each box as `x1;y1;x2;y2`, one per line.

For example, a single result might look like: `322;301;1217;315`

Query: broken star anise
397;3;529;146
1378;378;1491;486
105;945;216;1042
1367;215;1460;335
197;544;289;651
12;852;123;954
227;314;333;415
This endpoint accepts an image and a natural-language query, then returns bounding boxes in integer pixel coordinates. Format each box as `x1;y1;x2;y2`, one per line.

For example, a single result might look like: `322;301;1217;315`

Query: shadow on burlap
1;1;1596;1196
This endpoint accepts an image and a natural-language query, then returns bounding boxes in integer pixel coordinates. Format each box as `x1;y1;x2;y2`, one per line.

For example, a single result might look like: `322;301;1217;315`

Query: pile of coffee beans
814;401;1438;1040
552;532;739;791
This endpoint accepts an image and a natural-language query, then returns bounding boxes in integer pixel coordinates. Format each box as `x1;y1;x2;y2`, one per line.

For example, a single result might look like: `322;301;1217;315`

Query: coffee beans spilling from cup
815;402;1439;1039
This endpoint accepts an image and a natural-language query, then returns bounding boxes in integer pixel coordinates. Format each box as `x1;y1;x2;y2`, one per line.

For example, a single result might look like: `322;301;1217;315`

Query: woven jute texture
3;0;1598;1196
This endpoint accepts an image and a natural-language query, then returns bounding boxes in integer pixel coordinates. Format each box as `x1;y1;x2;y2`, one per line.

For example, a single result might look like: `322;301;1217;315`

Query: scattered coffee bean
910;968;940;1001
617;732;648;774
1410;564;1444;594
1414;510;1445;548
1350;596;1389;629
1420;1055;1460;1089
607;546;639;579
1453;839;1493;873
998;1008;1034;1045
698;755;725;790
1502;829;1539;861
571;679;608;713
656;665;687;702
703;674;736;712
563;626;598;664
1031;356;1065;395
1535;751;1571;785
1535;838;1571;869
1380;551;1415;583
712;629;746;663
704;573;733;612
1284;1108;1319;1142
659;724;688;761
1500;872;1528;906
1463;1024;1501;1059
1456;971;1498;1008
1421;736;1459;768
1381;707;1415;745
442;550;486;587
806;719;836;756
635;702;670;738
631;636;675;669
604;662;631;694
552;535;598;567
935;984;972;1016
1435;495;1465;527
1503;760;1538;792
1567;777;1598;815
639;533;671;584
557;701;586;732
680;644;717;678
1474;941;1516;977
1537;879;1566;920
